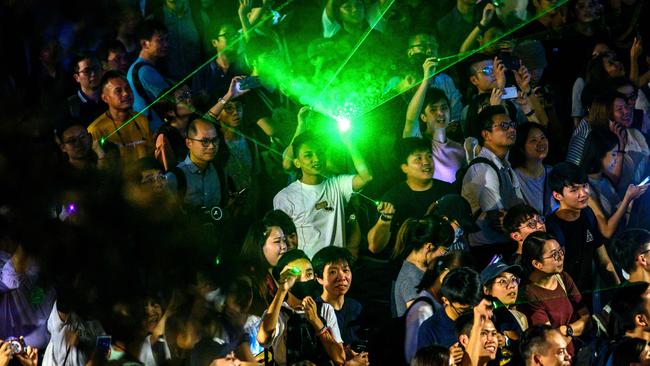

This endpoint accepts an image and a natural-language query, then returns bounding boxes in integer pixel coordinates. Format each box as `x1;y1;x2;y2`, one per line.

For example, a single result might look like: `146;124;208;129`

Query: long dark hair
240;218;280;272
391;215;454;261
521;231;558;276
509;122;548;169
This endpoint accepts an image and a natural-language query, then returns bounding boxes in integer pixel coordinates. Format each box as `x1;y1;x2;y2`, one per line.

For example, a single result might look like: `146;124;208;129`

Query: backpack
454;157;503;217
128;61;166;121
281;303;332;365
368;296;435;366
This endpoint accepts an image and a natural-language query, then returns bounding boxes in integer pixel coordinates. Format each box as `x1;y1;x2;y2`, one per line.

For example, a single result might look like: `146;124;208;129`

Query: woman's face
603;54;625;78
601;145;624;176
574;0;600;23
524;127;549;162
612;97;633;127
535;239;564;274
262;226;287;267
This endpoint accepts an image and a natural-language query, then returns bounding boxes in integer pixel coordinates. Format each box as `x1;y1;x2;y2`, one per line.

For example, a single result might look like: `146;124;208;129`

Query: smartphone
238;76;262;90
96;336;112;358
502;86;518;100
638;176;650;186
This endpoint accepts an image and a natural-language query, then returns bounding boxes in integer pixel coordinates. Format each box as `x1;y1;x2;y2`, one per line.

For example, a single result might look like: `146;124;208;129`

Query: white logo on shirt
586;229;594;243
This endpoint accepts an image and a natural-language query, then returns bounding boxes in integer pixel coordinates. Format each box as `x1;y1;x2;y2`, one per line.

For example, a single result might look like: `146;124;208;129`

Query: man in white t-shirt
273;132;373;258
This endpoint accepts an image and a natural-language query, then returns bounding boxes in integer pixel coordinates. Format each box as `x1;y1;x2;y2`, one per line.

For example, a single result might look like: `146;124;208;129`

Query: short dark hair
611;336;649;365
397;137;431;166
99;70;127;92
582;128;619;175
609;282;650;336
611;229;650;275
97;39;126;62
272;249;310;281
416;251;475;292
509;123;547;169
503;204;540;235
476;105;509;146
186;117;217;139
136;19;167;42
521;231;557;275
440;267;482;306
312;246;355;278
291;131;323;159
208;21;238;41
72;52;100;73
411;345;450;366
519;324;555;364
548;162;588;195
455;312;476;336
421;88;450;116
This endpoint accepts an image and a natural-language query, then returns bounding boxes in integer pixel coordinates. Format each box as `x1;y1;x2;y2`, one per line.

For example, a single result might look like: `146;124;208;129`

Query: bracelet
218;97;227;105
525;109;535;117
207;110;218;119
317;326;329;337
380;214;393;222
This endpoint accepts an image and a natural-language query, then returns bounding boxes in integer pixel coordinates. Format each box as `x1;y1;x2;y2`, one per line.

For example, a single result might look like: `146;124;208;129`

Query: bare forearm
570;311;590;336
404;82;428;137
367;221;391;253
257;289;287;344
460;27;482;53
319;331;346;365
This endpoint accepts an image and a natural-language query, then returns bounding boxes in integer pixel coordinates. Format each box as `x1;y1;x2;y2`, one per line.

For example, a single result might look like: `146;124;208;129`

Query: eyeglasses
409;42;437;50
542;247;565;262
62;132;91;145
494;276;521;288
141;174;167;185
223;103;243;113
188;137;219;147
217;31;239;39
77;67;101;76
449;302;471;316
519;216;546;230
478;66;493;76
491;120;517;131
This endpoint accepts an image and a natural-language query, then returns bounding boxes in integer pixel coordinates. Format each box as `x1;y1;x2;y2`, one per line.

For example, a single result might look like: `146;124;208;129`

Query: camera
7;337;27;355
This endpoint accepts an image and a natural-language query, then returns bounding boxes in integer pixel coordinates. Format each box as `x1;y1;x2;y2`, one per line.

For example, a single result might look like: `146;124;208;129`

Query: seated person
257;250;345;366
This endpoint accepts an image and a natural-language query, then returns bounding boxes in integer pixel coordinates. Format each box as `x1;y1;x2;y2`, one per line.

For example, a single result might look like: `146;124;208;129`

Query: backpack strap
129;61;155;120
169;166;187;203
463;157;503;219
555;273;567;295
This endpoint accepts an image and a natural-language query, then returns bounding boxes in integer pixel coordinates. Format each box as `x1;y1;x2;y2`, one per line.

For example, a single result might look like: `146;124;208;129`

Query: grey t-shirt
393;261;425;317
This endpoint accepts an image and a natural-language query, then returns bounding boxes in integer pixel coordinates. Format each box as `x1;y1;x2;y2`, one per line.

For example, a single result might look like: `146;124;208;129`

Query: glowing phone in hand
502;86;518;100
638;176;650;186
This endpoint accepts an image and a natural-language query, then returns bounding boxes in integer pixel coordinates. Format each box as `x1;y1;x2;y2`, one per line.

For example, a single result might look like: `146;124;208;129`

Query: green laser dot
99;137;106;146
215;256;221;265
289;267;301;275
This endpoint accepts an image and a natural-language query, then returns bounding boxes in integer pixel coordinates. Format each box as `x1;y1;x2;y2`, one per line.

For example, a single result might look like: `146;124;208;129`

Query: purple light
68;204;76;213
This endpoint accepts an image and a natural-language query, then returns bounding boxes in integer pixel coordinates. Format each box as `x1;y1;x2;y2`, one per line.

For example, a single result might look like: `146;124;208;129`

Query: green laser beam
101;0;298;143
361;0;572;118
317;0;397;99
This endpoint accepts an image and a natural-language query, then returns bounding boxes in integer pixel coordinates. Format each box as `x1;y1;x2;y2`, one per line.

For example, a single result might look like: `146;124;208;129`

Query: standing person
128;19;170;132
391;215;454;317
66;53;107;126
87;70;153;164
509;123;554;216
503;204;546;264
157;0;201;81
273;131;373;259
519;231;591;358
545;162;620;311
461;105;524;266
610;229;650;283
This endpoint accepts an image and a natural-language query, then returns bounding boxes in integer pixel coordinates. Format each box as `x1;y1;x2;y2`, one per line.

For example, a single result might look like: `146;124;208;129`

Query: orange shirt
88;111;153;164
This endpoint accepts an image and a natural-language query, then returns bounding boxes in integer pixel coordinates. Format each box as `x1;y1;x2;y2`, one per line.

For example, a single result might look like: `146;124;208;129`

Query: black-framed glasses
63;132;91;145
188;137;219;148
494;276;521;288
542;247;565;262
519;216;546;230
491;120;517;131
76;67;101;76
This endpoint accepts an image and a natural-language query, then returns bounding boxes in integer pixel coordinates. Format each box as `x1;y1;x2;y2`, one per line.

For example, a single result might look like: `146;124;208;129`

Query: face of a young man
106;50;129;73
218;101;244;129
554;183;589;210
483;114;517;148
470;60;497;93
407;34;438;59
401;149;433;182
421;100;450;130
143;31;169;58
536;330;572;366
339;0;365;26
186;121;219;165
479;319;499;360
511;214;546;244
294;142;325;178
74;58;102;90
318;260;352;297
101;77;133;110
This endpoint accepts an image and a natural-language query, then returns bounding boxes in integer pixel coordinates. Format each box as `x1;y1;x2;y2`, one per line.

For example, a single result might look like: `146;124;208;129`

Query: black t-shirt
545;207;604;292
316;296;363;345
375;180;454;257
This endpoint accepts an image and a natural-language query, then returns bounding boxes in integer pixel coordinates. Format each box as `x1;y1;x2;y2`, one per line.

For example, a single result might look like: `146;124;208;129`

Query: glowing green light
215;256;221;265
99;137;106;146
336;116;351;133
289;266;301;275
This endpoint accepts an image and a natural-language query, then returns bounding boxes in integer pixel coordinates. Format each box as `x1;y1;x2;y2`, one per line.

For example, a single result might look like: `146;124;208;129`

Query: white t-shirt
259;302;343;366
273;175;355;258
42;301;105;366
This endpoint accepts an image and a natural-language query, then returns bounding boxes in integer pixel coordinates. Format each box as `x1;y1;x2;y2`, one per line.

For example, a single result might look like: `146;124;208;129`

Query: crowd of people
1;0;650;365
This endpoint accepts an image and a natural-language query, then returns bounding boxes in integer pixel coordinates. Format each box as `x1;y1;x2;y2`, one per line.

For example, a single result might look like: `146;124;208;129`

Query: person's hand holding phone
514;64;531;95
493;57;506;90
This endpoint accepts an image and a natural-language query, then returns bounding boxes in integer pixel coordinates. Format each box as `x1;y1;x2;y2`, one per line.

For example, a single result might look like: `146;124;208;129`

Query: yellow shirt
88;111;153;164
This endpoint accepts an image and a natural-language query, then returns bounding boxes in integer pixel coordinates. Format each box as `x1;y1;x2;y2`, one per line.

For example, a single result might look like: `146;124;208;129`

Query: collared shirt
66;90;107;126
166;155;221;209
87;111;152;164
462;147;523;246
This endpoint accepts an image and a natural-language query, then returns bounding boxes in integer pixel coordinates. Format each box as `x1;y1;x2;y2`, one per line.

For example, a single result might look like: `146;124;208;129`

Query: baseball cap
480;261;523;286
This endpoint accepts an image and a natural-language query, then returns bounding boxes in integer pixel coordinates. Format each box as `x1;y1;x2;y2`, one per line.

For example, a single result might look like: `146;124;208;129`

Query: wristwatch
565;325;574;337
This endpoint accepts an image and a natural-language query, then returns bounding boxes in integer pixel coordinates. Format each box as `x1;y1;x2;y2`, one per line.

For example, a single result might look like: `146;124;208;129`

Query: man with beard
461;106;524;265
66;53;107;125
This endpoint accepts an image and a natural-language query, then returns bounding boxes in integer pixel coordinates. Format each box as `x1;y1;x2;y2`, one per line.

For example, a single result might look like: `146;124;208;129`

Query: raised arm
342;133;373;192
404;58;437;138
460;4;495;53
257;268;297;346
